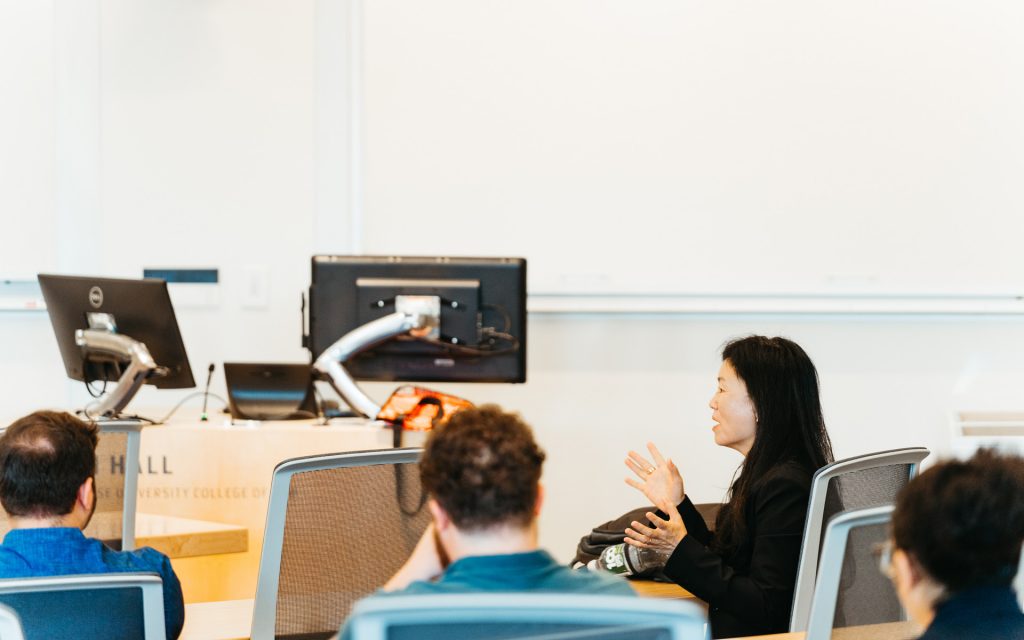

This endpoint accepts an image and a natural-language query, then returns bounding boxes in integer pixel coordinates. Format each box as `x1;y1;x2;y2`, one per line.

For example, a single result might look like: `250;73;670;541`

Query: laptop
223;362;318;421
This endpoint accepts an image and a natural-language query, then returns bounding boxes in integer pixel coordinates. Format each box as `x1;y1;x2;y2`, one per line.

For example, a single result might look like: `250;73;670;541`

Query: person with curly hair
354;404;632;602
883;449;1024;639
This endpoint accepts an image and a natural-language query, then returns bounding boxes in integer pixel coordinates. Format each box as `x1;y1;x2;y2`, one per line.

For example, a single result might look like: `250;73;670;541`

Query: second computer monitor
306;256;527;383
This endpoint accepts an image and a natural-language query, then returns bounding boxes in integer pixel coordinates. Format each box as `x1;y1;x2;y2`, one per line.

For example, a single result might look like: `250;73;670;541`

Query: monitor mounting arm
77;329;159;418
312;295;440;419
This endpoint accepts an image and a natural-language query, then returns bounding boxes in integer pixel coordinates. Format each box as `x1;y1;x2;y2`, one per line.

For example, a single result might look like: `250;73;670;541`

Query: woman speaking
624;336;834;638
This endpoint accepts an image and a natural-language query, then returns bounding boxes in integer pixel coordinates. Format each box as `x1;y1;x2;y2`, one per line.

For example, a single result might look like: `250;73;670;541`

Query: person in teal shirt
339;405;632;638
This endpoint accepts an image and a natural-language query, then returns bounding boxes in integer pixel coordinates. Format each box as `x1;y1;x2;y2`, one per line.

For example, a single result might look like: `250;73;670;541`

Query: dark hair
713;336;834;553
893;449;1024;592
419;404;546;530
0;411;99;518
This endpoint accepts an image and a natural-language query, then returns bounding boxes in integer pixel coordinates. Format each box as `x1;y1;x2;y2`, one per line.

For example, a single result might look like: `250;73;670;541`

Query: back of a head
0;411;99;519
893;449;1024;592
419;404;546;531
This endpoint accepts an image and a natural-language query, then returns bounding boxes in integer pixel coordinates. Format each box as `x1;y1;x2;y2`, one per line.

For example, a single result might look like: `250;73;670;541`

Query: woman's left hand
624;501;688;553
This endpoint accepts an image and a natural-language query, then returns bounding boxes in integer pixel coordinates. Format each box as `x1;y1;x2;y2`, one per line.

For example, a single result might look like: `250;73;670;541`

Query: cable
481;302;512;334
151;391;230;424
411;331;520;357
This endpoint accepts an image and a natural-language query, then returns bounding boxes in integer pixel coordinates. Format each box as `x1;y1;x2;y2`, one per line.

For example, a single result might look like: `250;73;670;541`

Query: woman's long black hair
712;336;834;554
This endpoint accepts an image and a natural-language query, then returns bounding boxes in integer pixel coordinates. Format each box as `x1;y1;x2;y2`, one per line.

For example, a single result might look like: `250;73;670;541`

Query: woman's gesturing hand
624;502;688;552
625;442;685;509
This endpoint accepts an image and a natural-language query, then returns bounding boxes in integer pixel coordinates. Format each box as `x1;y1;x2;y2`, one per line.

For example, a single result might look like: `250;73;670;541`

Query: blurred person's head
420;404;546;557
887;449;1024;628
0;411;99;529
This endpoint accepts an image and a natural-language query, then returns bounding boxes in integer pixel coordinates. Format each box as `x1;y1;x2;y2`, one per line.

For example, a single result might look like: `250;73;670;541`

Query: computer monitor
38;274;195;391
306;256;527;384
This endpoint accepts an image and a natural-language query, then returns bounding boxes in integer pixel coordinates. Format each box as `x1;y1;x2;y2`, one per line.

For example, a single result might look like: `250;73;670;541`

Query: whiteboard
0;2;56;280
359;0;1024;298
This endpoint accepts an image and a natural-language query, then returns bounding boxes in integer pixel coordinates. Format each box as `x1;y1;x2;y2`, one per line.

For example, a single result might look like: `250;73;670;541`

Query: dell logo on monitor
88;286;104;308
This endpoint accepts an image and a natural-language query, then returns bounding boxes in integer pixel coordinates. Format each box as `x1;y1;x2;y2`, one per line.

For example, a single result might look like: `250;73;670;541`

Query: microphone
200;363;215;421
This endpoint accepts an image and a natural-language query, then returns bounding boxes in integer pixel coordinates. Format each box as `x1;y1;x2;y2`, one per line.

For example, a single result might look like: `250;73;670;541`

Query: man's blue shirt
0;527;185;639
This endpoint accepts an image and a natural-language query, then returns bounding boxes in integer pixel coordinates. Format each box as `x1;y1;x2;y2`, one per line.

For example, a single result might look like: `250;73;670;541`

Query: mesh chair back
0;603;25;640
0;573;165;640
348;594;710;640
252;448;430;640
789;447;927;631
805;507;894;640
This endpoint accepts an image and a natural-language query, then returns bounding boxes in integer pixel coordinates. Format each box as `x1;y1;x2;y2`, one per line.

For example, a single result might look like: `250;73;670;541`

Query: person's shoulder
544;564;637;596
0;545;32;577
100;544;174;574
759;459;814;490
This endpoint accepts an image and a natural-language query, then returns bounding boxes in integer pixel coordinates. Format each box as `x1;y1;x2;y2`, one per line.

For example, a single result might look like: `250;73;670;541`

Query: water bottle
588;542;668;577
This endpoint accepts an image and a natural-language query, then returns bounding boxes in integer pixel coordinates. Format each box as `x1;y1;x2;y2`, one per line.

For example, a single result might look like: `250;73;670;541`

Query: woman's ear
534;482;544;516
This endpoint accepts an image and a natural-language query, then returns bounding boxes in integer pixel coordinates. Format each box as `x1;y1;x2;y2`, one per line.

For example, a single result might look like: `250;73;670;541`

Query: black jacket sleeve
675;497;713;547
662;467;810;637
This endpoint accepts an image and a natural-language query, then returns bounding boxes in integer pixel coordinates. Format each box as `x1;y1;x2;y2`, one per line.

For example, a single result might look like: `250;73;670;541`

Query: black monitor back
38;274;195;389
307;256;526;383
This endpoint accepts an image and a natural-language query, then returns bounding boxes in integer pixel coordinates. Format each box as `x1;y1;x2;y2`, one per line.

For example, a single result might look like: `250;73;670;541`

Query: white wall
3;0;1024;565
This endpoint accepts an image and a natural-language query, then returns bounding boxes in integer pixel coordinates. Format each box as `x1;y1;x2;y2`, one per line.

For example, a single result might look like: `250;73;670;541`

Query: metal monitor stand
312;295;440;418
75;329;159;420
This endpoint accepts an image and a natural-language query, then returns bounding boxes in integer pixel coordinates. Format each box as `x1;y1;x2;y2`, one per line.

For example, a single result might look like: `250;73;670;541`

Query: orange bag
376;385;474;431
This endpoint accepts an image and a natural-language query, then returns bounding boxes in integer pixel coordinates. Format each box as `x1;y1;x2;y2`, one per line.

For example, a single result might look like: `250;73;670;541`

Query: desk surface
179;598;918;640
0;512;247;560
182;598;254;640
630;579;694;600
732;621;918;639
134;513;248;559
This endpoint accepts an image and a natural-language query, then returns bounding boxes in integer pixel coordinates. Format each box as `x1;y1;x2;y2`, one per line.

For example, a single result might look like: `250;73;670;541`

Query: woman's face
709;359;758;456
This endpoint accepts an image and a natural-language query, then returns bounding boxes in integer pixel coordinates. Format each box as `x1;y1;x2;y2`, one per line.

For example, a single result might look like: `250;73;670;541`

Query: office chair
251;448;430;640
804;506;896;640
0;573;165;640
0;604;25;640
347;593;709;640
789;447;928;631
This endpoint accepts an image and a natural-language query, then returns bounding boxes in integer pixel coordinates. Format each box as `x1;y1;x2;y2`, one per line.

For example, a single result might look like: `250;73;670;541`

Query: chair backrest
805;506;895;640
84;420;144;550
251;448;430;640
0;603;25;640
0;419;142;551
347;593;710;640
789;447;927;631
0;573;165;640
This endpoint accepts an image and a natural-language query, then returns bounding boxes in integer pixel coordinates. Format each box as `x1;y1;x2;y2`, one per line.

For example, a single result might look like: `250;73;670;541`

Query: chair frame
789;447;927;631
250;447;423;640
0;572;166;640
94;419;145;550
348;593;710;640
804;505;895;640
0;603;25;640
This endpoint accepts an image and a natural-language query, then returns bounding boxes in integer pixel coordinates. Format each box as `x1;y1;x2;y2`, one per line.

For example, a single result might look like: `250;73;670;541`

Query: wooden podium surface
135;417;427;603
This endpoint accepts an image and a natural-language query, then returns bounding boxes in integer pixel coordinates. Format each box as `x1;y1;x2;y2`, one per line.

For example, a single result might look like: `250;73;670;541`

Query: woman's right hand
625;442;685;509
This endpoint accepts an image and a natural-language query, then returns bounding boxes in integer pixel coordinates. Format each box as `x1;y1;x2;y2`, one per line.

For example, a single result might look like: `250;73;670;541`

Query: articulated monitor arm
312;295;440;419
76;329;159;418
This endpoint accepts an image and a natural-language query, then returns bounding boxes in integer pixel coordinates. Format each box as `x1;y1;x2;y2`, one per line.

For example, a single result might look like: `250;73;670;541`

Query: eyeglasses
873;539;895;579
